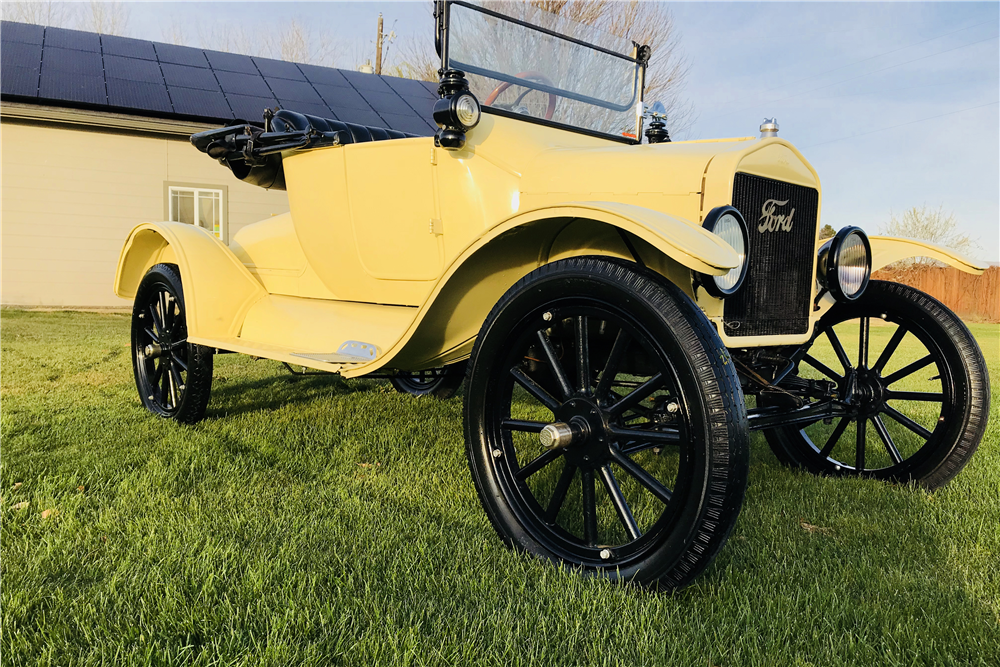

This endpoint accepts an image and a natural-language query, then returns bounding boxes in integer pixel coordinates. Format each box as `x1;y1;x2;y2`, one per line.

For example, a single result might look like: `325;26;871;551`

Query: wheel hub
543;397;613;469
853;367;886;416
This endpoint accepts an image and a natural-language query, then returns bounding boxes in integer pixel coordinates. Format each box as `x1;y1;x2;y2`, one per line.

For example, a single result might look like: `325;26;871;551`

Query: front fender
383;202;736;370
869;236;986;275
114;222;266;339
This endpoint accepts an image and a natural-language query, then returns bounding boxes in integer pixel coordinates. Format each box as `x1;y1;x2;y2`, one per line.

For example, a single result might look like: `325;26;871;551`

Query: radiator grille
724;173;819;337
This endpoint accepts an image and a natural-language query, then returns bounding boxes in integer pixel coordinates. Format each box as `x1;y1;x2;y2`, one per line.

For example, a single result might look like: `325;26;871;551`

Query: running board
291;340;380;364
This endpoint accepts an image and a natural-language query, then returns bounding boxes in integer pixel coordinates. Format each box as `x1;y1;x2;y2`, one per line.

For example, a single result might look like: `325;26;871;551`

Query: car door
345;141;443;282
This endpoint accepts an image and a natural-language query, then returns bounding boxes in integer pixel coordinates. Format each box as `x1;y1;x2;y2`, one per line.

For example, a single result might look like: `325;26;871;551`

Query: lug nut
492;448;502;458
542;311;553;321
600;549;612;560
666;402;680;414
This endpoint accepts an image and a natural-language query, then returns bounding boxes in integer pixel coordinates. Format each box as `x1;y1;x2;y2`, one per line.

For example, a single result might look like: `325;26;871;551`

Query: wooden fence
872;265;999;323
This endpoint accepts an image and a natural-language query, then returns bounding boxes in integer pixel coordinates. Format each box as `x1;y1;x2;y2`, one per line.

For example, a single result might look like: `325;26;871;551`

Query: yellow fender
384;202;738;370
869;236;987;275
114;222;266;339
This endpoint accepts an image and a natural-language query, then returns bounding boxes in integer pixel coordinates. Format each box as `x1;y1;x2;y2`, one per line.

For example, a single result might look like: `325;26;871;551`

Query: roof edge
1;100;217;136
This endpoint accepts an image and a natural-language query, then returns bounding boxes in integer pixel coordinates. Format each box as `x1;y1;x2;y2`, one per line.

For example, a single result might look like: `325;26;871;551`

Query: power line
799;100;999;149
702;24;998;123
754;20;993;98
764;33;999;108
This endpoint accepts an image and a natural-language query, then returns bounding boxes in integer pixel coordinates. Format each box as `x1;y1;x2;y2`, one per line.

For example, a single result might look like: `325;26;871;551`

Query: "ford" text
758;199;795;232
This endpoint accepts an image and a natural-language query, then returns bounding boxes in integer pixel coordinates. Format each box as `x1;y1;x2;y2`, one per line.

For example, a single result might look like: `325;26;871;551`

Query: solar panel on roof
2;21;45;45
312;83;372;112
107;77;172;113
225;93;277;122
265;78;321;104
215;70;272;98
297;63;350;87
419;80;439;97
339;69;393;93
252;57;305;81
329;106;384;127
41;46;104;76
160;63;219;92
103;55;163;84
39;71;106;105
101;34;157;60
383;76;437;100
44;26;101;52
358;90;415;118
276;101;333;119
154;43;208;68
398;95;434;120
378;112;435;136
1;40;42;70
1;65;39;97
203;50;258;75
168;86;232;119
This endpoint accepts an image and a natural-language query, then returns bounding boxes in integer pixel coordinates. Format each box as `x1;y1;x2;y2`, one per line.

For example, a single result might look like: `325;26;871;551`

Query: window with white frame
168;186;225;241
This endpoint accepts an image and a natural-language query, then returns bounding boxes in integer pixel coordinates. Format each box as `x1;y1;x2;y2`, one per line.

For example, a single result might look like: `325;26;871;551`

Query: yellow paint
115;111;973;374
869;236;986;275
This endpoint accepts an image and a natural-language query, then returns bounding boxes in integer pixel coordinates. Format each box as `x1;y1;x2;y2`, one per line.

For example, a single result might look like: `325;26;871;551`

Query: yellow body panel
869;236;986;275
115;112;981;373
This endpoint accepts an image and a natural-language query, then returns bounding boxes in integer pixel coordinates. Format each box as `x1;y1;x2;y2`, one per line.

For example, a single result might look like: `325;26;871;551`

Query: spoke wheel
389;362;466;399
131;263;213;424
465;257;749;589
762;281;989;489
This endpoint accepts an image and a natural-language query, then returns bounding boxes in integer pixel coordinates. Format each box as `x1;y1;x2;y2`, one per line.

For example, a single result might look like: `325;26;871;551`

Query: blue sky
121;2;999;261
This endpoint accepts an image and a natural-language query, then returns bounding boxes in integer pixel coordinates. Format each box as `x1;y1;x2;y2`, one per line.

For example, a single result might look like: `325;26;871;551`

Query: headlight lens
713;212;746;293
819;226;871;301
454;94;481;129
837;232;869;298
700;206;749;298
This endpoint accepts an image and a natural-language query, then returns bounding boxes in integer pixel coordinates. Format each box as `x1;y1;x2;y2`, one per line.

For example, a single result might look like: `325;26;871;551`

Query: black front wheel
465;257;749;590
762;281;990;490
131;263;213;424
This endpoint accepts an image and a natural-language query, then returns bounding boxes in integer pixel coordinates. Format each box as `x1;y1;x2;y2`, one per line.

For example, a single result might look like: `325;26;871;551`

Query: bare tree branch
879;204;982;265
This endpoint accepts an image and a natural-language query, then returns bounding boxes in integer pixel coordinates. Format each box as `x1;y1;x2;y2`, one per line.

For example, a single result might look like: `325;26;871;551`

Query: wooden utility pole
375;13;383;75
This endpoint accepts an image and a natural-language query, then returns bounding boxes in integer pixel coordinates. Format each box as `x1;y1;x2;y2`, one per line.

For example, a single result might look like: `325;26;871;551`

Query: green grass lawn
2;310;998;666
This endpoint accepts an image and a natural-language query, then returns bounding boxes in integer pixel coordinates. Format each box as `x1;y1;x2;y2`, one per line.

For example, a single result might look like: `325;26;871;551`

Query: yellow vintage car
115;1;990;589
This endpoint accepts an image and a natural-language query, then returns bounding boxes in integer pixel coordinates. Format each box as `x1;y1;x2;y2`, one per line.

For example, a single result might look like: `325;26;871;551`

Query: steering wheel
485;71;558;120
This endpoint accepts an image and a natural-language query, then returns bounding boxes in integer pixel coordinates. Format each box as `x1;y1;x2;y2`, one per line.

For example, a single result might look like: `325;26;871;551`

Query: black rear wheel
389;363;466;398
131;263;213;424
465;257;749;589
762;281;989;490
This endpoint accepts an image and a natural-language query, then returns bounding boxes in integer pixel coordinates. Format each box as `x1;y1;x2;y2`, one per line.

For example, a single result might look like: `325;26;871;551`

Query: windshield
443;1;644;141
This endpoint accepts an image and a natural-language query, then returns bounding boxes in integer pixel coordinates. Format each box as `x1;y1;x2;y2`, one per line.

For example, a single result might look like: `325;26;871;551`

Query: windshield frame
436;0;647;145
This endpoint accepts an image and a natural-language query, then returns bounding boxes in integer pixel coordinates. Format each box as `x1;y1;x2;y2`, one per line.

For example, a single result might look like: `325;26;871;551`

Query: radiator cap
760;118;779;138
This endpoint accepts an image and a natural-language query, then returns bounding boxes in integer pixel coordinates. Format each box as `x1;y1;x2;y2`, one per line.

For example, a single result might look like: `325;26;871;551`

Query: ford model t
115;1;990;589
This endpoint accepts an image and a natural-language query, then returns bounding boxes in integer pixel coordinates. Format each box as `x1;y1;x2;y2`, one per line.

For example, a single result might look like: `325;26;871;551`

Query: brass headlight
818;226;872;301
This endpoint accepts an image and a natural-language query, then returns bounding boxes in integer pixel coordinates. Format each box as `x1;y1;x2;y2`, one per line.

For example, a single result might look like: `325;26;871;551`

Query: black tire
131;263;213;424
762;281;989;490
389;363;466;399
464;257;749;589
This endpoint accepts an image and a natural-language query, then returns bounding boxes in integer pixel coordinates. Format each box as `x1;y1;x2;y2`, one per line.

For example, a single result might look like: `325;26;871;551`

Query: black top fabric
0;20;437;136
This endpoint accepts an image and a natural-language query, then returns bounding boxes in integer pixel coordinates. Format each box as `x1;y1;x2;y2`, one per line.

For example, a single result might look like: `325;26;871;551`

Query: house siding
1;120;288;307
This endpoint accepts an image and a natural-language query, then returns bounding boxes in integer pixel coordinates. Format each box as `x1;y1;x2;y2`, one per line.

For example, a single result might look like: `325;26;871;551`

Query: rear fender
869;236;986;274
385;202;737;370
114;222;266;339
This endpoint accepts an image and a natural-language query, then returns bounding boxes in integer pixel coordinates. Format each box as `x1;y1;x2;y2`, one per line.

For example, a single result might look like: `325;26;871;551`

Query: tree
1;0;129;36
82;1;129;36
819;224;836;240
879;205;981;265
0;0;72;27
